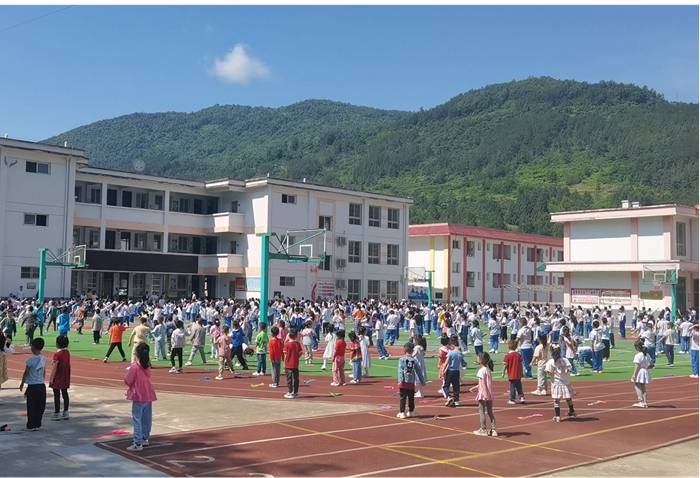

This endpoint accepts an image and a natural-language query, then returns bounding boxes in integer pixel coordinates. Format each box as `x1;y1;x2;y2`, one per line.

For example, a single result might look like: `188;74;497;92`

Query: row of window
451;239;563;262
348;241;400;265
277;277;399;301
281;195;401;230
460;271;564;288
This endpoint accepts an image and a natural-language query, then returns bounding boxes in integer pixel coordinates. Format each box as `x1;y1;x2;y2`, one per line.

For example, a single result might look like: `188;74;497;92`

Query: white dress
322;332;335;360
360;335;371;371
545;358;574;399
633;352;651;384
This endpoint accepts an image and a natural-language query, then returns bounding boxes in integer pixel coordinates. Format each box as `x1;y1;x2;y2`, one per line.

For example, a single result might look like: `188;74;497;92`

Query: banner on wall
234;277;247;291
640;290;664;300
311;281;336;301
599;289;632;306
571;288;600;305
408;286;429;301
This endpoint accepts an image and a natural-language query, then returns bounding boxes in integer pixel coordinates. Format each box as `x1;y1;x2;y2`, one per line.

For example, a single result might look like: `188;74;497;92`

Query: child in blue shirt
442;342;464;407
396;342;425;419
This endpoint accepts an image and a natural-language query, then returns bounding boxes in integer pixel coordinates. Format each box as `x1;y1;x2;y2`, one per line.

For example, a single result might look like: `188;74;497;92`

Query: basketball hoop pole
260;234;271;325
38;248;47;305
426;270;433;307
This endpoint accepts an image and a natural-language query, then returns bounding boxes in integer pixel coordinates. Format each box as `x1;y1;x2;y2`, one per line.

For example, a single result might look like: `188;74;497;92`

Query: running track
7;352;699;477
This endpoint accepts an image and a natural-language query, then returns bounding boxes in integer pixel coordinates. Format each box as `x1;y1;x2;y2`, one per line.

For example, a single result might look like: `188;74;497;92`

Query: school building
0;137;411;300
408;224;564;304
545;201;699;312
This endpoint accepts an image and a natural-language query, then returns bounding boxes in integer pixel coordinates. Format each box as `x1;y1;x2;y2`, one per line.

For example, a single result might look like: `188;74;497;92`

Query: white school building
0;138;411;301
546;202;699;312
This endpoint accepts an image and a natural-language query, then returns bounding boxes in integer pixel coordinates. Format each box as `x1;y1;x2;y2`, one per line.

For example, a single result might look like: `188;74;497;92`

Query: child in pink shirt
215;325;233;380
124;342;157;451
472;352;497;437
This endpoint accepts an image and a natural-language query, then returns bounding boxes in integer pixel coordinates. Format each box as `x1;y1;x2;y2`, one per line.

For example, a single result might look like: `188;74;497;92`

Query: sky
0;5;697;141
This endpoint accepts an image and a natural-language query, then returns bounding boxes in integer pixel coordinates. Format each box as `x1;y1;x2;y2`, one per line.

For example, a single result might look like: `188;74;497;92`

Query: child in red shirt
502;339;525;404
331;329;346;386
348;331;363;384
283;329;302;398
269;326;283;388
49;335;71;420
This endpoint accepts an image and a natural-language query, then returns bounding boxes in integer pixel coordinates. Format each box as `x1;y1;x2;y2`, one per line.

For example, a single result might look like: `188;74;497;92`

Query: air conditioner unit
335;279;347;289
336;236;347;247
335;258;347;269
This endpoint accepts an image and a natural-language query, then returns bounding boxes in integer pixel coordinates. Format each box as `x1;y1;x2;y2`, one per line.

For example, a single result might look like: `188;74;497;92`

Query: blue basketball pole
259;234;270;325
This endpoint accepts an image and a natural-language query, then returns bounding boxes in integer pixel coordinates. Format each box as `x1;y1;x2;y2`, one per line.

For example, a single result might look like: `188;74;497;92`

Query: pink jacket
124;363;157;402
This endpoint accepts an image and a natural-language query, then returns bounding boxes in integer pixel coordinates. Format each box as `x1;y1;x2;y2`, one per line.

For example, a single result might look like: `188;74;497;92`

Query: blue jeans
425;319;431;335
680;336;689;353
579;349;593;368
376;338;389;358
489;334;499;352
691;350;699;375
551;330;560;343
432;315;438;334
132;402;152;445
645;346;656;364
352;360;362;382
619;320;626;338
567;357;578;375
257;353;267;374
520;348;534;378
474;345;483;357
385;329;396;345
442;369;460;402
416;324;424;337
591;349;603;372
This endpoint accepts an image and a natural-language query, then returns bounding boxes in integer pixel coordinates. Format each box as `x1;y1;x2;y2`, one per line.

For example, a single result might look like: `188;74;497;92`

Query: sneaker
215;376;224;381
185;362;192;366
62;411;69;420
668;364;674;367
445;397;455;407
414;391;423;399
520;397;526;404
690;375;699;378
176;369;183;374
284;393;294;399
321;366;326;370
142;440;149;447
330;382;340;387
126;444;143;451
269;383;278;388
252;372;260;376
553;416;561;423
406;411;414;418
349;379;358;384
454;401;460;407
632;402;645;408
103;358;108;363
507;400;516;405
168;367;177;373
567;412;576;419
51;413;62;421
489;429;498;437
396;412;407;419
473;429;488;436
531;390;542;396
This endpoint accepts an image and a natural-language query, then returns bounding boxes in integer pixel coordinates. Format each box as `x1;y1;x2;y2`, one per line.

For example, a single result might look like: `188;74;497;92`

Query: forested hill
46;77;699;236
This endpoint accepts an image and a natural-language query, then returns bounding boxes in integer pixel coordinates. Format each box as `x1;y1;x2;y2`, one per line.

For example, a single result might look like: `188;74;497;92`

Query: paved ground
0;379;372;477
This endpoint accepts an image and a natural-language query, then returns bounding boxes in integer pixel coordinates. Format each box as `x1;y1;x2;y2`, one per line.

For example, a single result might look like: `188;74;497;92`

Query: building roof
0;137;88;160
409;223;562;247
550;203;699;223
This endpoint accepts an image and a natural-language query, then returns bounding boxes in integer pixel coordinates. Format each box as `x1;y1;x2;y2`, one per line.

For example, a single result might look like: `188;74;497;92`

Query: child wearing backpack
396;342;425;419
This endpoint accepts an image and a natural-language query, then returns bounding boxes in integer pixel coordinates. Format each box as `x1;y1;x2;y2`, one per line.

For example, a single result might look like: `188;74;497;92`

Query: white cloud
212;44;270;85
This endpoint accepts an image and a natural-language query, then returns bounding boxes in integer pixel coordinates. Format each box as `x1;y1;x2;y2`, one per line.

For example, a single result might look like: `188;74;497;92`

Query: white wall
637;217;664;261
570;219;631;262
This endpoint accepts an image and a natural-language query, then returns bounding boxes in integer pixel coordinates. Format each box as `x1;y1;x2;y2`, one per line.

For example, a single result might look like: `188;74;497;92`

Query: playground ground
2;345;698;477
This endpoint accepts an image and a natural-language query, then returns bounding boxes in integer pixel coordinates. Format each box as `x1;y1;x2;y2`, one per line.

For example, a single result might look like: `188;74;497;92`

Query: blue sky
1;5;697;141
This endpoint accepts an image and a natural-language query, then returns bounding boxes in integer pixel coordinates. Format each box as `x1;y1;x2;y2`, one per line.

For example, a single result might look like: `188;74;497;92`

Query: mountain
46;77;699;236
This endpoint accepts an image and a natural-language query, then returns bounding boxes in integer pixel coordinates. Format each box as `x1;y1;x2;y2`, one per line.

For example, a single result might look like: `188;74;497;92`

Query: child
437;334;451;398
209;319;221;360
360;326;371;377
269;326;283;388
473;352;497;437
470;319;484;363
412;335;427;399
631;339;653;407
691;324;699;379
104;319;127;363
215;325;233;380
560;326;579;376
601;317;612;362
321;325;336;371
545;345;576;423
488;316;500;354
92;308;103;345
300;321;315;366
283;328;302;398
396;342;425;419
442;342;463;407
49;335;71;420
348;331;363;384
152;318;167;361
331;329;346;386
231;320;249;370
254;323;269;376
124;342;157;451
531;334;550;396
502;339;525;404
589;320;605;373
0;334;7;391
20;337;46;430
169;320;185;373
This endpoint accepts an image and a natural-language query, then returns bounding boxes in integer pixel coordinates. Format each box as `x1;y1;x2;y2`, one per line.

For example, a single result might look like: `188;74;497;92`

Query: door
677;277;687;313
118;273;129;298
120;231;131;250
102;273;114;299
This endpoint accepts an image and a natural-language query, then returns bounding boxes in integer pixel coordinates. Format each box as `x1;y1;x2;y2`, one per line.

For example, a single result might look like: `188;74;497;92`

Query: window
467;271;475;288
20;267;40;279
178;236;189;252
526;247;542;262
477;272;481;281
527;275;544;285
177;275;189;290
230;201;239;213
492;273;511;288
557;276;565;286
367;280;380;299
281;194;296;204
368;206;381;227
107;189;118;206
452;262;460;273
466;241;475;257
349;203;362;225
88;229;100;248
121;190;132;208
230;240;238;254
347;279;361;301
280;276;295;287
135;192;148;209
152;233;162;251
132;273;146;294
451;286;460;297
85;271;98;291
435;292;443;300
134;233;147;250
321;255;332;271
74;186;83;203
387;208;400;229
26;161;50;174
89;186;101;204
386;244;399;266
557;250;564;262
348;240;361;263
368;242;380;264
452;239;461;249
676;222;687;256
318;215;332;231
24;213;48;227
154;195;163;210
193;199;203;215
386;281;399;300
